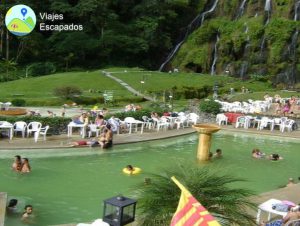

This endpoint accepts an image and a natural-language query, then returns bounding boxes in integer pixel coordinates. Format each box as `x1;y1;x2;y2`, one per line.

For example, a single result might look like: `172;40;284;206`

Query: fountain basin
192;124;221;161
0;108;27;116
192;124;221;134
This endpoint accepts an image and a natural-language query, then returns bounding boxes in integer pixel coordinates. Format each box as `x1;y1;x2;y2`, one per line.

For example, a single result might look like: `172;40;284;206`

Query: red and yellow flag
170;176;221;226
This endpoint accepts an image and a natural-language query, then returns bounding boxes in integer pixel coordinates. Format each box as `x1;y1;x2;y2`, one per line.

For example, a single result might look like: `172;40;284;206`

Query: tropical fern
134;163;257;226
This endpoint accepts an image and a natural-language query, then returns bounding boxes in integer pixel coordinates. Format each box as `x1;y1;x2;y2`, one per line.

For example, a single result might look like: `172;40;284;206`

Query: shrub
27;62;56;76
107;109;153;121
71;96;103;105
0;116;71;134
199;99;221;115
53;86;82;99
11;99;26;107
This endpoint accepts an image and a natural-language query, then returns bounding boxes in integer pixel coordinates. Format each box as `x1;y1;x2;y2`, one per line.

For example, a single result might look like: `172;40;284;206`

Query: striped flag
170;176;221;226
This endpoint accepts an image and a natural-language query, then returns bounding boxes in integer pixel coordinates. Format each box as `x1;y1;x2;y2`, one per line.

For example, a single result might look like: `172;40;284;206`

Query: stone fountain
192;124;221;161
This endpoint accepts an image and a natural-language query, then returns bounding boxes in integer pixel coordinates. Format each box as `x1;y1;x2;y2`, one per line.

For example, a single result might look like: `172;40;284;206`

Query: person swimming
269;154;283;161
12;155;22;172
214;149;222;158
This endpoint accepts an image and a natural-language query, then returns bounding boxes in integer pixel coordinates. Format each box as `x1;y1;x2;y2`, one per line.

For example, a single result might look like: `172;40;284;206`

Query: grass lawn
0;70;134;103
1;67;294;107
110;69;273;93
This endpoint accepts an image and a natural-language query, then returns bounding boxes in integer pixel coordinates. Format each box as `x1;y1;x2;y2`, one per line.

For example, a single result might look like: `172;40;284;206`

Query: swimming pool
1;132;300;225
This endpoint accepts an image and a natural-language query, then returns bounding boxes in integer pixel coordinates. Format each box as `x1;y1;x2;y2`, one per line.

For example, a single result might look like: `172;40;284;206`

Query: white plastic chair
27;122;42;137
271;118;281;131
258;117;273;130
142;116;153;130
280;119;295;132
235;116;246;128
216;113;228;126
174;116;187;129
108;118;120;134
13;121;27;138
88;124;100;137
152;117;169;131
186;113;199;126
34;125;49;142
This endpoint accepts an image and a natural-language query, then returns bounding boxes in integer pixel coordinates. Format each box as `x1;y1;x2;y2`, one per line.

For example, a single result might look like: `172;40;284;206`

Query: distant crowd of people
262;93;300;116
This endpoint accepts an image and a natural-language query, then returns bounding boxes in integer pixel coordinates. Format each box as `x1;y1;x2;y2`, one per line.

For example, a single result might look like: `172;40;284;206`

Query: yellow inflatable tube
123;167;141;175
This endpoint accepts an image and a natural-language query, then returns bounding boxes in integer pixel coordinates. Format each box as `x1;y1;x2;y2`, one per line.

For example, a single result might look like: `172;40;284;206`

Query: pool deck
0;124;299;150
1;124;300;225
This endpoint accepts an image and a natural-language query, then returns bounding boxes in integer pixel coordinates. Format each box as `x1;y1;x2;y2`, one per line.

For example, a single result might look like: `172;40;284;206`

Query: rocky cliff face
163;0;300;86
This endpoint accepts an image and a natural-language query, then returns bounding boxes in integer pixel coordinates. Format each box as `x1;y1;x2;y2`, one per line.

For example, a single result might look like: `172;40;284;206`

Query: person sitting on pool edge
268;153;283;161
99;125;113;149
214;149;222;158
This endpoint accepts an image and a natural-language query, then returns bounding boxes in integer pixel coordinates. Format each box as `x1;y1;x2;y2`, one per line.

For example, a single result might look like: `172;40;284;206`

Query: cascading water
235;0;247;19
294;0;300;21
239;24;250;79
264;0;271;25
240;62;248;80
259;36;266;58
159;0;219;71
210;34;220;75
280;1;300;85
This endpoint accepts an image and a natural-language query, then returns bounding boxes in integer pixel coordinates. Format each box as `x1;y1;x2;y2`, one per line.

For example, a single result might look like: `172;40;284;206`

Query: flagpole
171;176;191;196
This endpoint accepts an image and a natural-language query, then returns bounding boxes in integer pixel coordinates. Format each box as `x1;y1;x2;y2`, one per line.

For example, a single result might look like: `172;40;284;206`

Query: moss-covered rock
169;0;300;85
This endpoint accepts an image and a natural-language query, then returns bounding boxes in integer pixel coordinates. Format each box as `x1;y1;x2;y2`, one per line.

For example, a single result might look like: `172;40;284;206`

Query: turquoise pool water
1;132;300;225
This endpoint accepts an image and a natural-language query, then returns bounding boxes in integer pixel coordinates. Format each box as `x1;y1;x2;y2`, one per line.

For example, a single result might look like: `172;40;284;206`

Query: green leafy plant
53;86;82;100
27;62;56;76
11;99;26;107
134;163;256;226
199;99;221;114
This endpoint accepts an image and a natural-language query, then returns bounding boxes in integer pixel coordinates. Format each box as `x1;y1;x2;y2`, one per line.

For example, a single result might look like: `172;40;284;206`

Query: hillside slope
166;0;300;86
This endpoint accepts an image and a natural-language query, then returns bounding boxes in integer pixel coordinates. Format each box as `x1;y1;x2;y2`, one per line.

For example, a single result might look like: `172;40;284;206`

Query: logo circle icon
5;4;36;36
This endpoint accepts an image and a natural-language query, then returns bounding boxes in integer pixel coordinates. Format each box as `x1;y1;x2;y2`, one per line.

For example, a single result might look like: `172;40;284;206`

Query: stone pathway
101;70;155;101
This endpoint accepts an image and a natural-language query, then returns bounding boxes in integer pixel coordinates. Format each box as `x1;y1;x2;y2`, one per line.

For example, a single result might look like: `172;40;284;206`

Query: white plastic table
67;122;87;138
127;120;145;134
256;199;288;224
0;121;13;140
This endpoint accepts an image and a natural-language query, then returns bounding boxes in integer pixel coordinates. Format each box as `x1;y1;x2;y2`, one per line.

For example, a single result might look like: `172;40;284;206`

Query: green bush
0;116;71;134
27;62;56;76
53;86;82;99
11;99;26;107
199;99;221;115
71;96;104;105
107;109;153;121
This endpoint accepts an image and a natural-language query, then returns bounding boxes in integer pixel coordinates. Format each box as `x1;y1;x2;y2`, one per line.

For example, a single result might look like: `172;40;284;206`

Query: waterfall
294;0;300;21
264;0;271;25
210;35;220;75
236;0;247;19
159;0;219;71
260;36;266;57
264;0;271;11
240;62;248;80
289;30;298;58
244;23;249;34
